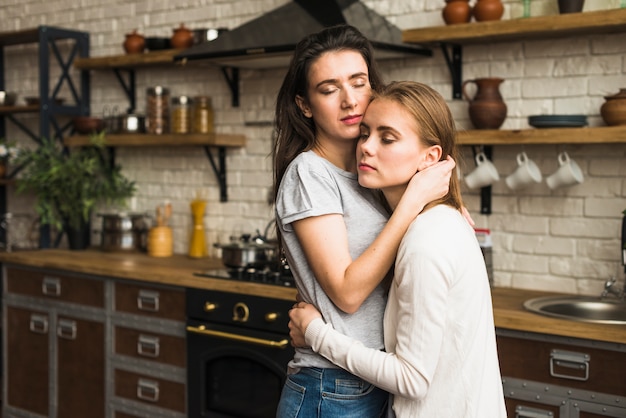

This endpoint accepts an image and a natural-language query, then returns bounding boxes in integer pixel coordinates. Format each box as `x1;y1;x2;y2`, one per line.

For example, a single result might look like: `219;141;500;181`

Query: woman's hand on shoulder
288;301;322;348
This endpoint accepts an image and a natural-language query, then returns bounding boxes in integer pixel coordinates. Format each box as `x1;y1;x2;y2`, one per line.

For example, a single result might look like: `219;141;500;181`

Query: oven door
187;318;294;418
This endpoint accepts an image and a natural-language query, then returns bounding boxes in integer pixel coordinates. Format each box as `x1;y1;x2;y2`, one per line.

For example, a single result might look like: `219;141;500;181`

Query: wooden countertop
0;250;624;344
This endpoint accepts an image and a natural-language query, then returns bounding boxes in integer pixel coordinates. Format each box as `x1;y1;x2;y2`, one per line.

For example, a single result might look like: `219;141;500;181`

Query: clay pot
462;78;507;130
123;30;145;54
171;23;194;49
473;0;504;22
558;0;585;14
600;88;626;126
442;0;472;25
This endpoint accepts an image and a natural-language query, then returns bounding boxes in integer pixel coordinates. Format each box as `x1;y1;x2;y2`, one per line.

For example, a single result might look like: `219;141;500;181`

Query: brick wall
2;0;625;295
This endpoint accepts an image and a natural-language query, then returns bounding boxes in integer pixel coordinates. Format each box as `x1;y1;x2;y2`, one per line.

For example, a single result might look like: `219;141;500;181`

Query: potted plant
15;132;136;249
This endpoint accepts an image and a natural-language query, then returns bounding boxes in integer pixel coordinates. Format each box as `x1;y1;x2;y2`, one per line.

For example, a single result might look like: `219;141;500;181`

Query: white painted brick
3;0;625;295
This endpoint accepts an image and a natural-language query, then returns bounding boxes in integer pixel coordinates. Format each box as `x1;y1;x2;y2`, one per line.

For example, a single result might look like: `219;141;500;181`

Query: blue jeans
276;367;388;418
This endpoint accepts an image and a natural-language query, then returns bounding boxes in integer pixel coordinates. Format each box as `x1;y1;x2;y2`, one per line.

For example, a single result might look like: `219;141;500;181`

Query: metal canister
171;95;193;134
192;95;214;134
146;86;170;134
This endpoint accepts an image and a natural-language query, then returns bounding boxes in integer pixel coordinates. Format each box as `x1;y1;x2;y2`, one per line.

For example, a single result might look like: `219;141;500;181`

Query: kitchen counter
0;249;624;344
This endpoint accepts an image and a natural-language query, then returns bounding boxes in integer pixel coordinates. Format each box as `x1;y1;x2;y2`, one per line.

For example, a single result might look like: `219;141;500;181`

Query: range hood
175;0;431;69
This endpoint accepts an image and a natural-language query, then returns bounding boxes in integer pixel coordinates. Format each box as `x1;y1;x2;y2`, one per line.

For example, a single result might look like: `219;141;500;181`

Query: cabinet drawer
498;335;626;396
6;267;104;308
114;325;185;367
114;281;184;321
115;369;185;413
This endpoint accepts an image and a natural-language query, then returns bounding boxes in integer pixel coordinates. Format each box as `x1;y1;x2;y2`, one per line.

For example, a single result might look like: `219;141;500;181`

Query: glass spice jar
192;95;214;134
146;86;170;134
171;95;193;134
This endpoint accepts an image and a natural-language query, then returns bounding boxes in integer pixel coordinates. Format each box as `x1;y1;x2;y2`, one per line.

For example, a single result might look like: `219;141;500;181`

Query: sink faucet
601;276;625;300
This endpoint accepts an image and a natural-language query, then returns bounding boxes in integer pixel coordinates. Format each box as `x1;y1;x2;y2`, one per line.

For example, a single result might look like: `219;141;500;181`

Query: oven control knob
204;302;217;312
265;312;279;322
232;302;249;322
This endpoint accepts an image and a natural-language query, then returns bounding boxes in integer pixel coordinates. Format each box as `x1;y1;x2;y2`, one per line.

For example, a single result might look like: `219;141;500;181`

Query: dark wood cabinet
497;329;626;418
3;267;105;418
5;307;49;416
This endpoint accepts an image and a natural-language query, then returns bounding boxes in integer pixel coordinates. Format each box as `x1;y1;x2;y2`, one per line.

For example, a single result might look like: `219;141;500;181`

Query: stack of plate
528;115;588;128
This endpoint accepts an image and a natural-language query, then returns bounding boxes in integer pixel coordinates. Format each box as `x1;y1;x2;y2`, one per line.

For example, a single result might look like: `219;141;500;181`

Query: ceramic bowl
73;116;105;134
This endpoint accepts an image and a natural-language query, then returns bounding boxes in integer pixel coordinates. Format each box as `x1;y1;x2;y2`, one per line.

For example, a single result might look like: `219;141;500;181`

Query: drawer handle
137;290;160;312
137;335;160;358
57;319;77;340
550;349;590;381
137;378;159;402
42;276;61;296
515;405;554;418
29;314;48;334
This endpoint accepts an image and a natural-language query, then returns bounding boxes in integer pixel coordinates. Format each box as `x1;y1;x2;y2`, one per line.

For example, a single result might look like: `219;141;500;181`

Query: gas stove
193;264;295;287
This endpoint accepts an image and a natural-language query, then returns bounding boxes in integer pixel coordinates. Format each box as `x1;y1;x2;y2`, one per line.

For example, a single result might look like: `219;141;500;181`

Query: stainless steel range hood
175;0;431;69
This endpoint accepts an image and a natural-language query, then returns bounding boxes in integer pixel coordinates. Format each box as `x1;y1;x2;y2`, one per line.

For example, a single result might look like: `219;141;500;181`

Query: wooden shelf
402;8;626;45
0;104;39;115
457;125;626;145
74;49;184;70
63;132;246;148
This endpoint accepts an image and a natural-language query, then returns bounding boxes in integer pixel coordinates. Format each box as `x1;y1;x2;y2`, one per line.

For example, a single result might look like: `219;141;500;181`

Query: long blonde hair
374;81;463;211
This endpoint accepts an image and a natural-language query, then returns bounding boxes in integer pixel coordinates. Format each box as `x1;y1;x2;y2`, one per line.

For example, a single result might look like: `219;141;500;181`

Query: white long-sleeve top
305;205;506;417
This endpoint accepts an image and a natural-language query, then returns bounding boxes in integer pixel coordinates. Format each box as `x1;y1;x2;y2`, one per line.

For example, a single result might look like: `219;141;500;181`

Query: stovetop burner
194;265;295;287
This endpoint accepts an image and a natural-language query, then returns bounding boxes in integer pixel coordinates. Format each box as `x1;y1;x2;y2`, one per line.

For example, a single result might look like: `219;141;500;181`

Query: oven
186;281;295;418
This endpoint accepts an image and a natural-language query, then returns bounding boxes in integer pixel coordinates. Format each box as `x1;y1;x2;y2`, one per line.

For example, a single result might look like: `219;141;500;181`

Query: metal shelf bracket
440;43;463;100
203;146;228;202
221;66;240;108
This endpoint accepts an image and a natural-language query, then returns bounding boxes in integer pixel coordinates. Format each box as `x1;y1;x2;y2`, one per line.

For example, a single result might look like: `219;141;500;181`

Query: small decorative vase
123;29;145;54
0;161;6;178
442;0;472;25
65;218;91;250
600;88;626;126
558;0;585;14
171;23;194;49
462;78;508;129
473;0;504;21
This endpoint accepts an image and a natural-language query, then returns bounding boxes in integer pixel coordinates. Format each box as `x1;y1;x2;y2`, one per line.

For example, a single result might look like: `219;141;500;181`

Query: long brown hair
375;81;463;211
272;24;384;203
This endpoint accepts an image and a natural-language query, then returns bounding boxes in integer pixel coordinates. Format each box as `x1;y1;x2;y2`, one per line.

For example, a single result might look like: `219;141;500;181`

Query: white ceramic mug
546;151;584;189
505;152;542;190
464;151;500;189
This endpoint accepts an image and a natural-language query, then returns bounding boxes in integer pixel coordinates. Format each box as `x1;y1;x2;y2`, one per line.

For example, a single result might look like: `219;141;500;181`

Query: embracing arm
288;244;449;401
292;157;454;313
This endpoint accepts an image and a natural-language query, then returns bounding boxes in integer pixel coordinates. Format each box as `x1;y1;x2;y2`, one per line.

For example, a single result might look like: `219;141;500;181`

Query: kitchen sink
523;295;626;325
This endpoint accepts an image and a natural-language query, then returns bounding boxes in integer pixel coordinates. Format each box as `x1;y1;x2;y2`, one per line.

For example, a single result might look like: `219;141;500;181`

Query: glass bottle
171;95;193;134
146;86;170;134
192;96;214;134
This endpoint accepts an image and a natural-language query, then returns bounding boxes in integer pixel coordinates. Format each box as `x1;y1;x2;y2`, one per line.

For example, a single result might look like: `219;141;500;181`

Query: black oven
186;287;295;418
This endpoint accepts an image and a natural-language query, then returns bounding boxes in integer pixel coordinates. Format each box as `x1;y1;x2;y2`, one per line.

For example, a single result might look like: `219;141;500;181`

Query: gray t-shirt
276;150;389;370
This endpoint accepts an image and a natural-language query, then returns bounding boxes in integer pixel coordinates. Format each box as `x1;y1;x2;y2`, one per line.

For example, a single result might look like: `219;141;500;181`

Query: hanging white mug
546;151;584;189
505;152;542;190
464;151;500;189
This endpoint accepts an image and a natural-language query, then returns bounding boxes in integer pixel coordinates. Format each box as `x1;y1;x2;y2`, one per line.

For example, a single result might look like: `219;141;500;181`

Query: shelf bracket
472;145;493;215
112;68;137;113
440;43;463;100
203;146;228;202
221;66;240;108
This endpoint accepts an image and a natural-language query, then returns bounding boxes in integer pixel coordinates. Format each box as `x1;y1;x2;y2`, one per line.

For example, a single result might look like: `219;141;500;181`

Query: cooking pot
98;213;150;252
214;234;278;269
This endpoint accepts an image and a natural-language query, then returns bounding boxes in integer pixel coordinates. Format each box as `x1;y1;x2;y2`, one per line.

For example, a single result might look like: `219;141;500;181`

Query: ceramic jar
442;0;472;25
472;0;504;22
558;0;585;14
600;88;626;126
123;30;145;54
171;23;194;49
462;78;507;130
